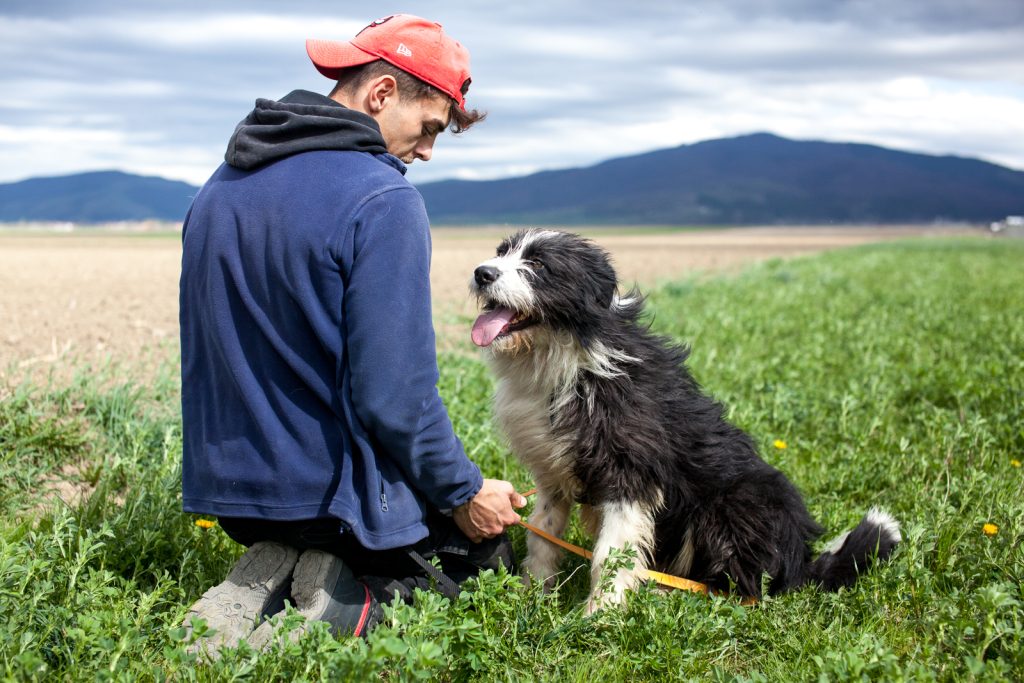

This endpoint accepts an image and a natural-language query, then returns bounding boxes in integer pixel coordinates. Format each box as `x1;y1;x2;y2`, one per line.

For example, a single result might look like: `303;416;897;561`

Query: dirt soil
0;226;966;383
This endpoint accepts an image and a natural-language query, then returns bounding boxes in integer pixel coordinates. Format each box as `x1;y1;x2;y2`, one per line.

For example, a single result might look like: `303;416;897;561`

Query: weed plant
0;237;1021;680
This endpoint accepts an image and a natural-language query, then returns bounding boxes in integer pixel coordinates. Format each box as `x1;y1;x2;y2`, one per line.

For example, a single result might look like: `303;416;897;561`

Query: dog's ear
596;276;616;308
573;249;619;349
583;243;618;309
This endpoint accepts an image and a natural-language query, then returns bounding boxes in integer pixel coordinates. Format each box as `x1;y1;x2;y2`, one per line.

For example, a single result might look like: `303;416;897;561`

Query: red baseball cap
307;14;472;109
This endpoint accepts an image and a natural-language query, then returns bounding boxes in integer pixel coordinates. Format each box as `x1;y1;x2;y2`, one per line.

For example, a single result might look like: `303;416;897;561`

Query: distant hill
0;170;198;222
417;133;1024;225
2;134;1022;224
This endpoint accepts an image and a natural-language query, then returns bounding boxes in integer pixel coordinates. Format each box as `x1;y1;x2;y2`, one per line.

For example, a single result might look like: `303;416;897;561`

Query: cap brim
306;39;379;79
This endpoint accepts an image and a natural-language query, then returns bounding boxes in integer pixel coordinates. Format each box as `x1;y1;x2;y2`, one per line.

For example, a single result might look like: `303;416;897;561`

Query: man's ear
366;75;398;113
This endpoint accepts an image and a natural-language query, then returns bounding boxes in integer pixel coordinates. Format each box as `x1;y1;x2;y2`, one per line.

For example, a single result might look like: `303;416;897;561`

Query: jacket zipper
379;481;389;512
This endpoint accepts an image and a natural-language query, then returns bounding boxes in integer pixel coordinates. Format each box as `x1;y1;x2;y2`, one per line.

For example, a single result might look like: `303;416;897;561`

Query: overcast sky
2;0;1023;188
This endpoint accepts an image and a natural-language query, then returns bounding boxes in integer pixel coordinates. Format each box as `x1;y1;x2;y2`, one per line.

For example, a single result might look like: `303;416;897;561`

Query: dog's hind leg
587;499;656;614
521;488;572;591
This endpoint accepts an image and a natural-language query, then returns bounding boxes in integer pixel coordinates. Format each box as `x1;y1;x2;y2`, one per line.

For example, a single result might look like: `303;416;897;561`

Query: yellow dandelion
773;440;788;450
982;523;998;537
195;519;217;530
1011;459;1021;468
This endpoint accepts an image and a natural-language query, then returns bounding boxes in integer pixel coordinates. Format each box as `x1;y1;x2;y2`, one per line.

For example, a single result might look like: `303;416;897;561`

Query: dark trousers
218;510;515;607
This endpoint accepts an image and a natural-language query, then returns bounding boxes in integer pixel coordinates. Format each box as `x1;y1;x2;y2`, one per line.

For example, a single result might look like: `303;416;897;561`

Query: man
179;14;524;655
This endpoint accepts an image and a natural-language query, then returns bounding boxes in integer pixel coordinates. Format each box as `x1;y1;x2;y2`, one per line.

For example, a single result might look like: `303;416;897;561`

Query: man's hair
330;59;486;134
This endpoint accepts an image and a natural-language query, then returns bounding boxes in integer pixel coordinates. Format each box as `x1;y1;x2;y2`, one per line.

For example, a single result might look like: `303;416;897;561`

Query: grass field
1;237;1022;680
0;225;951;383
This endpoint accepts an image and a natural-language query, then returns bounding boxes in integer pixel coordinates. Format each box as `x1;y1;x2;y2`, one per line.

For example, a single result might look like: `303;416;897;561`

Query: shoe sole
184;541;299;657
247;550;373;650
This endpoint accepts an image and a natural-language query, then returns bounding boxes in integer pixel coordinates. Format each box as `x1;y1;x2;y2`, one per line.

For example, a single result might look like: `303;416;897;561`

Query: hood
225;89;395;171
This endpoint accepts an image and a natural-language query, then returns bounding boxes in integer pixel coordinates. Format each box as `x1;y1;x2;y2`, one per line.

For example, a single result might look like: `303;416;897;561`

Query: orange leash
515;488;712;596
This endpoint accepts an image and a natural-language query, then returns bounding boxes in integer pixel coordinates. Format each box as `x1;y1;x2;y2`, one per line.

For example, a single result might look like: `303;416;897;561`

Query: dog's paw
585;588;626;615
586;563;642;613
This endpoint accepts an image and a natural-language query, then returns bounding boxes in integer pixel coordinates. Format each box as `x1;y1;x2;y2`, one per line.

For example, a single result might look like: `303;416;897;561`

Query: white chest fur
488;333;587;502
493;371;581;501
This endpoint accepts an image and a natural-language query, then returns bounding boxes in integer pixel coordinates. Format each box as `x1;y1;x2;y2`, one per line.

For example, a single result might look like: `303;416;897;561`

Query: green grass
1;237;1022;680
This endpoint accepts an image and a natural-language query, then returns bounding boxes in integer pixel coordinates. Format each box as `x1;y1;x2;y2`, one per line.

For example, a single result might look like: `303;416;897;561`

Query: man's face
377;92;450;164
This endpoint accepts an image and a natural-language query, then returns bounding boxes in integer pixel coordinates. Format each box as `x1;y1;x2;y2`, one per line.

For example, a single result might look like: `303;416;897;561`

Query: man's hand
453;478;526;543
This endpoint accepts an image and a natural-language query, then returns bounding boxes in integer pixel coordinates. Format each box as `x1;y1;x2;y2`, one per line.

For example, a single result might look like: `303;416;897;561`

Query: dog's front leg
521;488;571;591
586;499;655;614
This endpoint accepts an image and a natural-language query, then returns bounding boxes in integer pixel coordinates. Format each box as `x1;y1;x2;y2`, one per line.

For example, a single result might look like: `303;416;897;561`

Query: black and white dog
470;229;900;612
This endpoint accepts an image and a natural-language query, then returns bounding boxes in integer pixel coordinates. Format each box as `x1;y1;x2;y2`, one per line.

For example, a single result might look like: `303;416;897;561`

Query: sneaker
246;549;377;650
183;541;299;658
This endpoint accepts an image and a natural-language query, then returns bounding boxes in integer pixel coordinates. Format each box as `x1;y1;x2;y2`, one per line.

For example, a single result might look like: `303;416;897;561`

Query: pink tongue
472;307;517;347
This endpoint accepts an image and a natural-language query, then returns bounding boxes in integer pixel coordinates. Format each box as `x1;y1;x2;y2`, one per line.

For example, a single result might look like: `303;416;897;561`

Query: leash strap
516;519;592;560
515;518;709;595
406;548;462;600
515;489;719;597
407;489;749;602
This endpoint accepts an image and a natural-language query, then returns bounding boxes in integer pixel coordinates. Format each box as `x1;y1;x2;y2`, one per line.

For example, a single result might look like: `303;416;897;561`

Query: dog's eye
525;259;544;270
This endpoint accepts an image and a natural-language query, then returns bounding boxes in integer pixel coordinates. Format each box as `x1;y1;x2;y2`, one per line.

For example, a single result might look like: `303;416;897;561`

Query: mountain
2;134;1022;224
0;170;199;222
416;133;1024;225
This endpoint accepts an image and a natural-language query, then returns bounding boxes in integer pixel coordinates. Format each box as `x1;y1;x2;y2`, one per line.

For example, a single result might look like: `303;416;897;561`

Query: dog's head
469;230;621;353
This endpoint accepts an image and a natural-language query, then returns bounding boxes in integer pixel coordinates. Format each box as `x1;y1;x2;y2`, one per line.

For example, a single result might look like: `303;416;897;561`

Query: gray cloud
2;0;1023;187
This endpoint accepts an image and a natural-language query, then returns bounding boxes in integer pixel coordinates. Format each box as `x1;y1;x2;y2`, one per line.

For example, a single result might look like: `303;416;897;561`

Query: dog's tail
808;508;901;591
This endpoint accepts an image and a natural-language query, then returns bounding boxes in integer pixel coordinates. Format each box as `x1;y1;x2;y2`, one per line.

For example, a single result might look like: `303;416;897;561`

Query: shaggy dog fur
469;229;900;611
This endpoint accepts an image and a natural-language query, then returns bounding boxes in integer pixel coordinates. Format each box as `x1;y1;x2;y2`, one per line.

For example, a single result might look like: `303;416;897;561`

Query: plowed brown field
0;226;966;382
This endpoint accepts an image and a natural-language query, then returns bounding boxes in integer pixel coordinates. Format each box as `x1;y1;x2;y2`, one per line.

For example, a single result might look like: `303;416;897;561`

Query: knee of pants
466;532;517;573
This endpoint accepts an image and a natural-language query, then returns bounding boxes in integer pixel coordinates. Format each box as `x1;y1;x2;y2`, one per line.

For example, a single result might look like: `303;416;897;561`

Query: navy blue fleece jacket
179;90;483;550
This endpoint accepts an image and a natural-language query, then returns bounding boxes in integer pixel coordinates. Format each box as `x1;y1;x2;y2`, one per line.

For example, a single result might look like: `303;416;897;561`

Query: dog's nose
474;265;500;287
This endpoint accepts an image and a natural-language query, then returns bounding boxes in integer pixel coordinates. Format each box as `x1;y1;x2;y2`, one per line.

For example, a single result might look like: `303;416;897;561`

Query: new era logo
396;43;413;57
